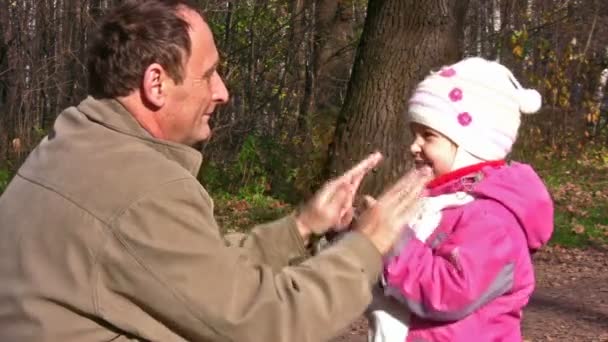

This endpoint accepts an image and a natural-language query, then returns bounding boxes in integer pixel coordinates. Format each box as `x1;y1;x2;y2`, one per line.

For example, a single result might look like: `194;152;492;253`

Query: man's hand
295;152;383;243
355;167;432;255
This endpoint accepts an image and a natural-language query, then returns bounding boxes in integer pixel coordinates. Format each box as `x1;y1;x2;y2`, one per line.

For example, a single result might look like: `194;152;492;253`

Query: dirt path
334;246;608;342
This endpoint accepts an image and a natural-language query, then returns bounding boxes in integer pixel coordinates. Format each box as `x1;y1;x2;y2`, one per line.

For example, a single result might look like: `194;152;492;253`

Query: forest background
1;0;607;246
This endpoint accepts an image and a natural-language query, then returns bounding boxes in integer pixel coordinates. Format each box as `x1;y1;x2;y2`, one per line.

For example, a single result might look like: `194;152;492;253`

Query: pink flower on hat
457;112;472;126
449;88;463;102
440;68;456;77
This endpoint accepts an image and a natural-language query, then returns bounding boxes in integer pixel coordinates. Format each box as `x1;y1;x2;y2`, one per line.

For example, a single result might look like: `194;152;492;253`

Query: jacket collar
426;160;506;196
77;96;203;177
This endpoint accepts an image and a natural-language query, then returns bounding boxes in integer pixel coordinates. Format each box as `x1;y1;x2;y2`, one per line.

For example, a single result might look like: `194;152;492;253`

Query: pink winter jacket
384;161;554;341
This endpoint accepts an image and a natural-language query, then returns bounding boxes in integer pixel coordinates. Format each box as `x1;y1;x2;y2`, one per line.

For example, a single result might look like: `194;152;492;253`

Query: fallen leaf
596;224;608;231
571;224;585;235
232;200;251;212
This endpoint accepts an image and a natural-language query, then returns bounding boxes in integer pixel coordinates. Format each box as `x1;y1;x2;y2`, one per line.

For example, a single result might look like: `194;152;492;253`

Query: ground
333;245;608;342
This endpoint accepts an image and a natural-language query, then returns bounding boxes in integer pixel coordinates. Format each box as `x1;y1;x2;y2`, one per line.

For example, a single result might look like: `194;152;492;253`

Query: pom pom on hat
517;88;542;114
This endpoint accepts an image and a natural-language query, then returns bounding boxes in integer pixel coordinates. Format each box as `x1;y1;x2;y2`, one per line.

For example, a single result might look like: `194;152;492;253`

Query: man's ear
142;63;167;108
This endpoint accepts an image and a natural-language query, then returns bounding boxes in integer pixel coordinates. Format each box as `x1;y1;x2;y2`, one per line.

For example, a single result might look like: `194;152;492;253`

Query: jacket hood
471;162;554;251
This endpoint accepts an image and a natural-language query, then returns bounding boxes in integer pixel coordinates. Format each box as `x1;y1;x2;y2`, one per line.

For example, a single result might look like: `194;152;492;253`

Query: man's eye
204;69;217;80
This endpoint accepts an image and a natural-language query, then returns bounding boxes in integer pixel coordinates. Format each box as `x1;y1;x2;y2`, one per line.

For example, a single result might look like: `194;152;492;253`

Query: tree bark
0;0;10;168
297;0;316;133
326;0;469;196
312;0;357;114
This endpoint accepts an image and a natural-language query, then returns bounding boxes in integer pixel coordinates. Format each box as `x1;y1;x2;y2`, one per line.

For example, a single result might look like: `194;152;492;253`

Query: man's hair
87;0;202;98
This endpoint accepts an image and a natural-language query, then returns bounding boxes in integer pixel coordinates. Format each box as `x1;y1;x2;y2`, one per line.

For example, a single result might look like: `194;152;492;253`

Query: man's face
159;10;229;146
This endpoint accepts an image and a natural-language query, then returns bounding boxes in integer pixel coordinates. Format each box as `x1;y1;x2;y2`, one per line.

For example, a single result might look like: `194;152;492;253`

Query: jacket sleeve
96;178;382;342
384;200;519;322
223;215;310;273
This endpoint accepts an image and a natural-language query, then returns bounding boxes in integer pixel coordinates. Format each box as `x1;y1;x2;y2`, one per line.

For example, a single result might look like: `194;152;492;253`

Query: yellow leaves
510;29;529;59
513;45;524;59
558;95;569;109
510;29;528;45
586;110;600;124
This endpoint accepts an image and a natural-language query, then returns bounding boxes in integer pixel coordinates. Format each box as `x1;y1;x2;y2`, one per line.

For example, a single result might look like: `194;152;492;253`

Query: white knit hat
408;57;542;160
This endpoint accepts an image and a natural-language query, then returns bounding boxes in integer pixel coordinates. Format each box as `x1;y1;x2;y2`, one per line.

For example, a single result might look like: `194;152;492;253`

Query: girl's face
409;123;457;177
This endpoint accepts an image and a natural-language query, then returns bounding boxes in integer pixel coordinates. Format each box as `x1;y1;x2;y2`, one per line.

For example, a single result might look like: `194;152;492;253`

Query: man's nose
212;73;229;104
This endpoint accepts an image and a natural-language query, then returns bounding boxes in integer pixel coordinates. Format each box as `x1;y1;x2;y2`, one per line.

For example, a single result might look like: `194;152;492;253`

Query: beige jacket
0;97;382;341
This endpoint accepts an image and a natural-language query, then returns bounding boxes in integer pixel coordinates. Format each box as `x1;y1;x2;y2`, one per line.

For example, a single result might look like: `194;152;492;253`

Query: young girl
368;57;554;341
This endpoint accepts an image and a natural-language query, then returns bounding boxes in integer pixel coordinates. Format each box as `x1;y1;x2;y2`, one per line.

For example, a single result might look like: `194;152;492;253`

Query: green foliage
288;112;338;197
198;113;338;233
200;134;302;203
234;135;269;198
204;0;296;115
212;192;292;234
0;168;11;195
508;17;608;151
514;143;608;247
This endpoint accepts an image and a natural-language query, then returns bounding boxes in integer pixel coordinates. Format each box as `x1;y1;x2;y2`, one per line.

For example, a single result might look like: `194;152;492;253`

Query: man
0;1;430;341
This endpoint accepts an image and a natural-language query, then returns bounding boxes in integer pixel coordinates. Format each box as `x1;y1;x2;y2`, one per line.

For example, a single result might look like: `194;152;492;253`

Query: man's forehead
178;7;206;32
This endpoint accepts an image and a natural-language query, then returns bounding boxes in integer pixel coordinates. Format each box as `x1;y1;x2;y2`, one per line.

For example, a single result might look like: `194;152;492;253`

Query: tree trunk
297;0;316;133
326;0;469;196
0;0;10;169
312;0;357;115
